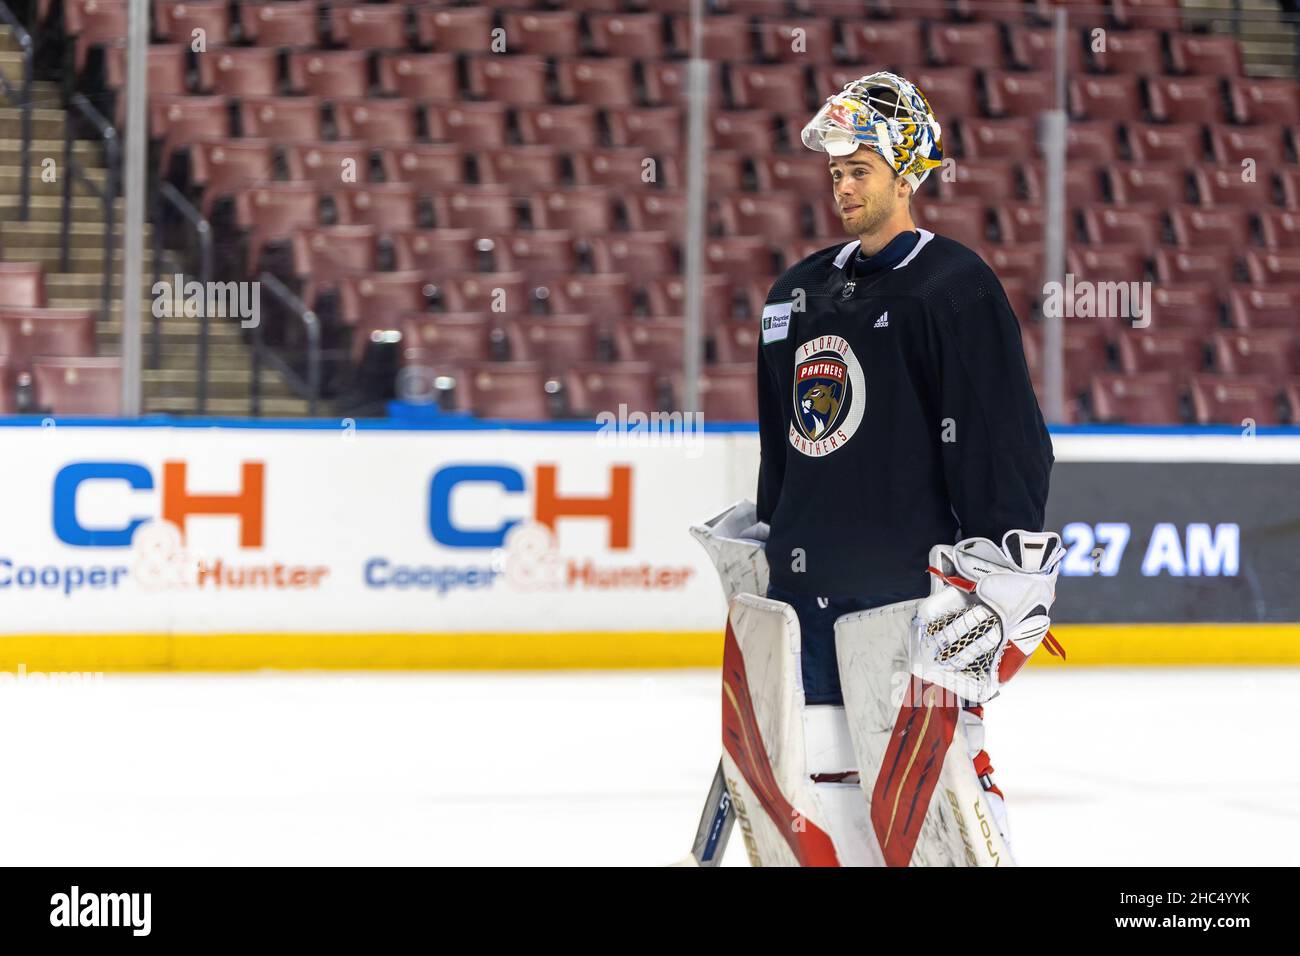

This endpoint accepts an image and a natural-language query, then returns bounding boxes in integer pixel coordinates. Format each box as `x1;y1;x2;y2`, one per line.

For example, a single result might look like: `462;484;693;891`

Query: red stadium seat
196;47;280;98
532;190;617;232
995;203;1045;244
1169;205;1252;249
400;314;494;366
334;184;421;232
508;317;602;373
1282;168;1300;210
1169;34;1243;76
692;365;758;421
557;59;639;107
1008;27;1085;73
564;362;661;417
961;118;1036;160
913;199;988;248
1067;121;1122;163
572;149;664;189
493;232;579;278
612;318;693;366
239;2;320;48
235;183;322;271
285;141;373;187
545;275;635;318
936;160;1020;203
240;96;322;143
758;20;837;65
718;193;807;241
705;238;780;279
502;10;582;56
728;65;811;113
105;42;188;98
589;13;668;59
1147;76;1226;125
1080;204;1164;253
0;307;96;370
674;15;754;61
433;275;532;314
1147;282;1221;331
459;363;551;421
392;230;496;274
985;71;1056;118
1092;30;1164;75
426;104;506;148
288;50;371;99
66;0;126;71
753;155;832;200
1108;163;1190;207
477;147;565;190
609;109;684;152
624;193;688;234
929;23;1006;69
465;55;551;106
335;98;420;147
415;7;495;54
1112;0;1185;31
1068;245;1149;284
1153;248;1238;289
644;60;726;106
1116;328;1207;375
337;271;431;327
378;54;460;101
841;22;925;69
329;3;409;50
1194;164;1266;207
517;105;601;149
1071;76;1142;122
1259;210;1300;249
1211;331;1297;377
32;358;122;415
1089;373;1182;425
190;140;278;214
644;275;737;319
381;145;468;192
985;244;1044;284
435;188;520;232
1245;250;1300;286
909;68;980;122
0;262;47;308
1188;375;1280;426
587;233;678;275
1229;79;1300;126
155;1;231;45
291;226;380;283
1208;124;1288;167
1127;123;1204;164
151;95;232;167
1227;284;1300;329
711;320;761;364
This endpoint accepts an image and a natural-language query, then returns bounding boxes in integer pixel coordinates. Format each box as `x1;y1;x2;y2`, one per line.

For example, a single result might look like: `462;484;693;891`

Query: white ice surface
0;667;1296;866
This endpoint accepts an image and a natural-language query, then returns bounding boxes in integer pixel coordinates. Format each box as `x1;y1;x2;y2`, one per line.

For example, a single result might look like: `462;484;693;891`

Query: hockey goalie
688;72;1063;867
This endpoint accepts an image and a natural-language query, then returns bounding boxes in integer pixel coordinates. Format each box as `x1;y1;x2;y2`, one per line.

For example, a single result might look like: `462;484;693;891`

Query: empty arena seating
41;0;1300;423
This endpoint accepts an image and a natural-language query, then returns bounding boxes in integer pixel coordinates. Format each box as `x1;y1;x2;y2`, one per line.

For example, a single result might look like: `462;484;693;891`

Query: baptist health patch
789;335;866;457
761;301;792;344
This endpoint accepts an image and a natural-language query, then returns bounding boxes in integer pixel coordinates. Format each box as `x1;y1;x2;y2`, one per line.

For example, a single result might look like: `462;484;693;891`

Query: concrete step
0;193;124;223
1;220;153;249
143;369;302;400
0;165;106;198
97;316;246;339
1;247;156;271
0;107;68;141
145;395;315;416
0;137;101;167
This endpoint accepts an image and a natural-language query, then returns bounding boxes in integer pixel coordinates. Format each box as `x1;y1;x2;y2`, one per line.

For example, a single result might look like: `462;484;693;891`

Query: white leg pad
834;599;1015;867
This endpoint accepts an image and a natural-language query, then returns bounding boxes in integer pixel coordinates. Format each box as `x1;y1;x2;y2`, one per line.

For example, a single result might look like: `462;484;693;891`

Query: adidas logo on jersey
873;312;889;328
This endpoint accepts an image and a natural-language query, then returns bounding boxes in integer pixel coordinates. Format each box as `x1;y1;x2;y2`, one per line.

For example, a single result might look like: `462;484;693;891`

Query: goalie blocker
694;500;1064;866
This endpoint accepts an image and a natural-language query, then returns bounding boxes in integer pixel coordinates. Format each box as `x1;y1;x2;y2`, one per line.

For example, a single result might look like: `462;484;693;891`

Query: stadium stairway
1185;0;1300;77
0;23;310;415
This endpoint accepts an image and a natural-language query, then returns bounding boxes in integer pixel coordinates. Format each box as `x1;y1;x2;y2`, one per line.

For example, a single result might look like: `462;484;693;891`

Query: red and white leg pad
835;598;1015;866
720;594;880;866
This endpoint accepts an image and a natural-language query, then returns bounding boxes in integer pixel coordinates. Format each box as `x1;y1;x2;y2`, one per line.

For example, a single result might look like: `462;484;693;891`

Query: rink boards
0;418;1296;670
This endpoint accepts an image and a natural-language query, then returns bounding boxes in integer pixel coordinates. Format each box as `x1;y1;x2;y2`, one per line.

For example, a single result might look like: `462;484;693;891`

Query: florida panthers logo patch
790;335;865;457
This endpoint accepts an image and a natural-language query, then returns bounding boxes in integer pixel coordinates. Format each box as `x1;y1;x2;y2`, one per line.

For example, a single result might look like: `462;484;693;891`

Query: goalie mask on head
801;71;944;192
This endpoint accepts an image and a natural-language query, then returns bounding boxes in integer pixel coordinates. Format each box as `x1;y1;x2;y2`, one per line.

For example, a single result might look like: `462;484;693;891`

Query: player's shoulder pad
760;240;854;310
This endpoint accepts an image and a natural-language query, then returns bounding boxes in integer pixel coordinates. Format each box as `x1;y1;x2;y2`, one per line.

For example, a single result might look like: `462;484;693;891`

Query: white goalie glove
911;530;1066;703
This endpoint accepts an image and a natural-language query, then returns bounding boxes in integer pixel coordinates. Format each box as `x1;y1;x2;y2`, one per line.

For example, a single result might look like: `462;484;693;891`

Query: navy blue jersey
755;229;1053;599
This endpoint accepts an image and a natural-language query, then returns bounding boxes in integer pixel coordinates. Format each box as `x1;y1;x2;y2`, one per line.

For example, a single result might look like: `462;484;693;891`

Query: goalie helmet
801;71;944;192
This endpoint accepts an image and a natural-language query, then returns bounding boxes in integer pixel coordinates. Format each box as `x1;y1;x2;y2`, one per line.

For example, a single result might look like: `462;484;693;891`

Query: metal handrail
59;93;119;324
253;272;322;417
152;182;213;411
0;1;33;220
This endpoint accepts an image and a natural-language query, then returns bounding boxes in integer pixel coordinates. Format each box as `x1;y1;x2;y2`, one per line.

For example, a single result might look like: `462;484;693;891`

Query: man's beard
841;196;893;238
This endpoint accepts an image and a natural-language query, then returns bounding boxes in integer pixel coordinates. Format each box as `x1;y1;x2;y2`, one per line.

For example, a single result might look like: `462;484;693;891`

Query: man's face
828;147;908;236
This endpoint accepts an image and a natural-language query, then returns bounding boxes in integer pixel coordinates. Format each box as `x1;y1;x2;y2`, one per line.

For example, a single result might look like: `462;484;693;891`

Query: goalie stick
671;760;734;867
